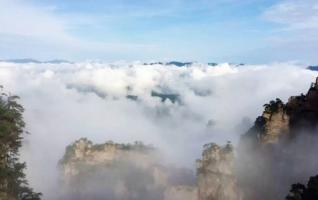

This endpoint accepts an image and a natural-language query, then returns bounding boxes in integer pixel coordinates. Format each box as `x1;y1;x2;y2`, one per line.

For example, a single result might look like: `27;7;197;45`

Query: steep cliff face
261;106;289;144
59;138;197;200
60;138;160;182
163;143;241;200
244;77;318;146
59;138;171;200
238;77;318;200
196;143;241;200
286;78;318;134
59;139;240;200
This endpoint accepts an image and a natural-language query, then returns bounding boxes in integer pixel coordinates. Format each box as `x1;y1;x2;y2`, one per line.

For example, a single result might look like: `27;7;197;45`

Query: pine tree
0;86;41;200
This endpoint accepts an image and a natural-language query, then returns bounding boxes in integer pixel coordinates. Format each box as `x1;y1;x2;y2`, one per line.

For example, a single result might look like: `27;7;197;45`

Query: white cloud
257;0;318;64
0;0;159;60
263;0;318;31
0;0;72;41
0;61;317;198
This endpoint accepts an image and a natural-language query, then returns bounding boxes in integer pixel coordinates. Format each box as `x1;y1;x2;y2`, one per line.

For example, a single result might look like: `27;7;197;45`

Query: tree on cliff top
0;86;41;200
263;98;284;120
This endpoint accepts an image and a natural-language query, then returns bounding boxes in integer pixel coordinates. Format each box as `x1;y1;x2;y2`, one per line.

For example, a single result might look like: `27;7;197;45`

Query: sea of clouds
0;61;317;199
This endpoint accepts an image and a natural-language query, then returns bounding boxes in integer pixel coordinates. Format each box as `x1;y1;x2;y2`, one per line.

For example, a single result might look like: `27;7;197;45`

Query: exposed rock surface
196;143;241;200
238;77;318;200
59;138;196;200
244;77;318;146
286;78;318;134
59;138;159;183
261;105;289;144
59;138;169;200
164;142;241;200
59;138;240;200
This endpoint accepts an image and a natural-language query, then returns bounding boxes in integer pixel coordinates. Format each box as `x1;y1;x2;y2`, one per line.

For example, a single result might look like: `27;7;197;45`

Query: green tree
286;175;318;200
263;98;284;120
0;86;41;200
286;183;306;200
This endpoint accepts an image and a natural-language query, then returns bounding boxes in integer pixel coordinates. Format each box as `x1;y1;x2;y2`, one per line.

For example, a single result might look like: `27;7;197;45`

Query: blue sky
0;0;317;64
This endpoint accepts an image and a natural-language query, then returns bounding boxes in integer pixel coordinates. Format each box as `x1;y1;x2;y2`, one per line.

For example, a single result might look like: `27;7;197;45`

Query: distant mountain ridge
307;65;318;71
143;61;244;67
1;59;317;71
143;61;195;67
0;59;248;67
0;58;72;64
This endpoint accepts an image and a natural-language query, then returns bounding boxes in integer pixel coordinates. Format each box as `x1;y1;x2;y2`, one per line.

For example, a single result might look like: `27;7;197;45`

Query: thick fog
237;128;318;200
0;61;317;199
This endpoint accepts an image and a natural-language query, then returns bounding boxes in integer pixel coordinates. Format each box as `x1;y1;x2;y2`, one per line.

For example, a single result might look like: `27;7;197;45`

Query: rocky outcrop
59;138;170;200
242;98;289;145
286;78;318;134
244;77;318;146
261;103;289;144
196;143;241;200
59;138;159;183
59;138;241;200
59;138;198;200
163;142;241;200
238;77;318;200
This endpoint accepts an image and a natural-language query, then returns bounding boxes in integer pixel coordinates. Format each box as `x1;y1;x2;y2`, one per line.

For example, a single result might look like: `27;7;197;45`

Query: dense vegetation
286;175;318;200
263;98;285;120
0;86;41;200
